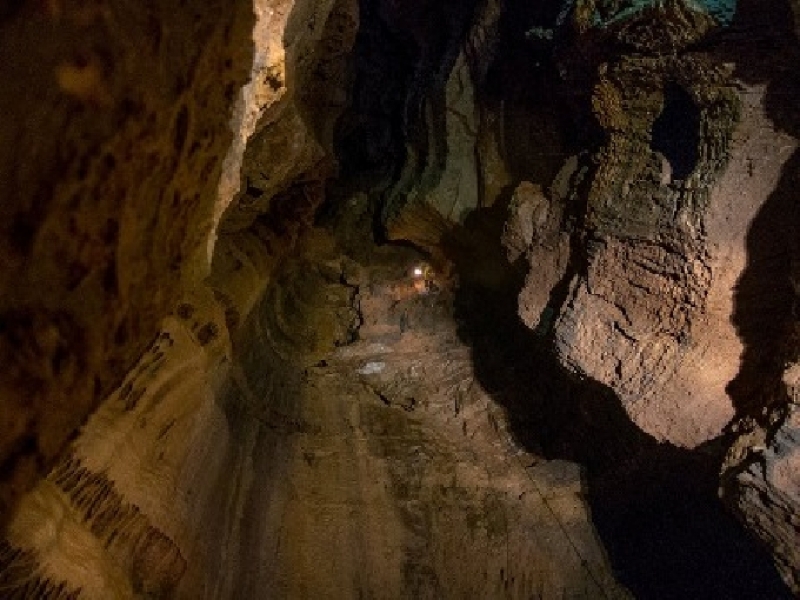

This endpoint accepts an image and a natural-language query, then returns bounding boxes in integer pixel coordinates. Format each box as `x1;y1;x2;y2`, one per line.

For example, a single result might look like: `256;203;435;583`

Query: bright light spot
357;361;386;375
412;266;424;277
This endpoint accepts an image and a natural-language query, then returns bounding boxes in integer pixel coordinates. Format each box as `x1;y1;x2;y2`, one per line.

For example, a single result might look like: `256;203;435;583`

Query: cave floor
226;234;631;599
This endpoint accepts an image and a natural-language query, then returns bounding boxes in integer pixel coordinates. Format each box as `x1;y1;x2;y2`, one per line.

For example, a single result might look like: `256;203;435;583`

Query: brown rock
0;0;254;527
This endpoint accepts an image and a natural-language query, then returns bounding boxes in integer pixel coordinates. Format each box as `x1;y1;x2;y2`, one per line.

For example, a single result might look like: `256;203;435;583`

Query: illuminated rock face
718;3;800;589
0;0;798;597
0;0;361;594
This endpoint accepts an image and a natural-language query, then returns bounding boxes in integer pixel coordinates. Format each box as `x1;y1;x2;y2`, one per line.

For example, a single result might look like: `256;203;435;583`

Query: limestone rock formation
218;0;360;234
0;0;254;529
719;64;800;595
534;17;743;448
378;0;494;250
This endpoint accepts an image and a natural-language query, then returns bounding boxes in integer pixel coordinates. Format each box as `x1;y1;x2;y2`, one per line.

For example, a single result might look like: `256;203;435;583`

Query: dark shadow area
726;148;799;418
333;0;480;190
721;0;800;421
481;0;597;189
332;0;418;187
445;209;792;599
651;83;701;181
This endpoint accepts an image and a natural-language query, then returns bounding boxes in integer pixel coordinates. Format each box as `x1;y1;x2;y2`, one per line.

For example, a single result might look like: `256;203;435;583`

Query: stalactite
46;454;186;596
0;540;81;599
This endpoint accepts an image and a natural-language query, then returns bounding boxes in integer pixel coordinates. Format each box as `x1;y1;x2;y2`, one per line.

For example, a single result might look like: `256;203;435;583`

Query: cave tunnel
0;0;799;598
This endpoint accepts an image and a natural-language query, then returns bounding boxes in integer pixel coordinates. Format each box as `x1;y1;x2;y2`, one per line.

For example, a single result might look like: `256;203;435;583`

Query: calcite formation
1;296;229;597
386;0;746;447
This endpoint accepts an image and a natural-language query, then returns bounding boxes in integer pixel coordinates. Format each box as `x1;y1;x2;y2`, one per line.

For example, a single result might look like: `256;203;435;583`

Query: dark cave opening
333;0;482;187
651;83;701;182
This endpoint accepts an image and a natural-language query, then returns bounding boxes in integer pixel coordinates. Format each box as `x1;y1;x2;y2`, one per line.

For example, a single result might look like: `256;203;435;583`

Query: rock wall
218;0;359;234
380;0;499;248
520;1;800;588
718;1;800;589
524;0;800;589
0;0;254;529
379;0;800;591
0;0;360;595
2;292;231;598
501;1;743;449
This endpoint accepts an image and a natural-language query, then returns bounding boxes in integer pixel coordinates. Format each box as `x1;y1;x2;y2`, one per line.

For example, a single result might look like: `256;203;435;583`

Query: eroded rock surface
719;7;800;584
218;0;360;234
0;0;254;528
513;17;743;448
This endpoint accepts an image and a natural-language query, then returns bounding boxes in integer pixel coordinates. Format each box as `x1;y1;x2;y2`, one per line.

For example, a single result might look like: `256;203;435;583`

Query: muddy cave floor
228;217;792;599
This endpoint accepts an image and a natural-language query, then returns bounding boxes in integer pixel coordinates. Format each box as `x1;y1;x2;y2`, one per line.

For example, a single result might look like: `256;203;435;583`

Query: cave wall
0;0;360;595
379;0;800;590
547;28;741;448
719;0;800;590
387;0;747;448
0;0;254;530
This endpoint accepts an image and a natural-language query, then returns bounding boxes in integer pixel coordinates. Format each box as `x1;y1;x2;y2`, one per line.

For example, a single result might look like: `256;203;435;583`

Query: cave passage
0;0;798;598
451;257;793;600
